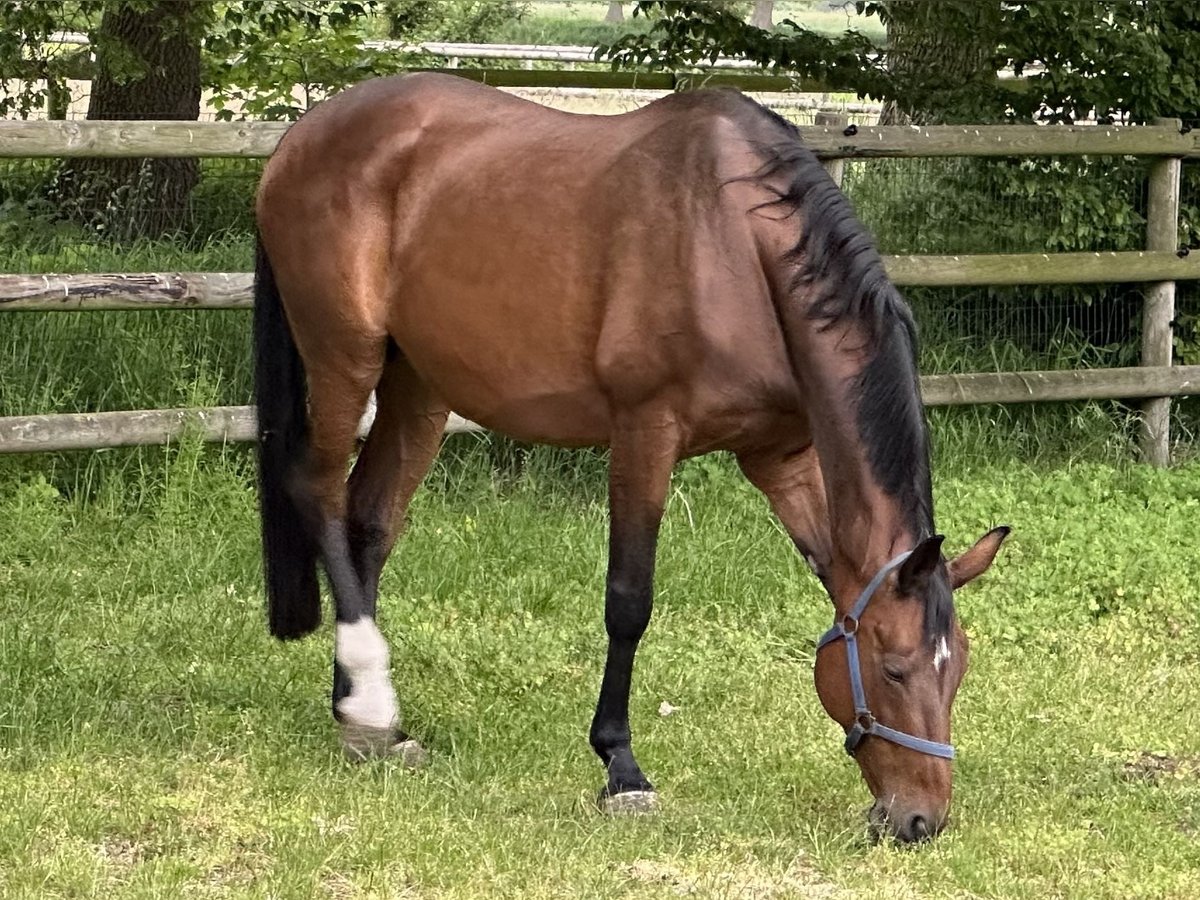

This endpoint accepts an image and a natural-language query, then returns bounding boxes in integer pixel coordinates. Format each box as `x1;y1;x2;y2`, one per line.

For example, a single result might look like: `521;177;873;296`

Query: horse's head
813;527;1009;843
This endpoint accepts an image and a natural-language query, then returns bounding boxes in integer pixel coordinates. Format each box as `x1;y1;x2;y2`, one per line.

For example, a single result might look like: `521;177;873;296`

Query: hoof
388;739;429;768
341;724;427;768
599;790;660;816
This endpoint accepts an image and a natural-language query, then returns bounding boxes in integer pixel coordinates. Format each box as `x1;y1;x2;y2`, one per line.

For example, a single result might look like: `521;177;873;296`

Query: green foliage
605;1;1200;125
0;1;543;122
600;0;885;91
0;1;98;118
0;2;419;123
1003;1;1200;124
381;0;530;42
204;2;406;121
0;2;223;119
0;157;259;248
840;152;1160;398
849;157;1149;258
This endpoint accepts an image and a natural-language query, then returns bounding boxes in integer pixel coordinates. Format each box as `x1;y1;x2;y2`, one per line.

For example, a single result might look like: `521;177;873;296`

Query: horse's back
258;75;800;451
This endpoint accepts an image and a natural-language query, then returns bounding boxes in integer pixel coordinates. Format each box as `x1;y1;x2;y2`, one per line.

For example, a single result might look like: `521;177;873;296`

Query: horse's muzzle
868;802;947;844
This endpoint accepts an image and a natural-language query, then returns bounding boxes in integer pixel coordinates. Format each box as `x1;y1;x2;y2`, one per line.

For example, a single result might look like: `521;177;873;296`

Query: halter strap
816;550;955;760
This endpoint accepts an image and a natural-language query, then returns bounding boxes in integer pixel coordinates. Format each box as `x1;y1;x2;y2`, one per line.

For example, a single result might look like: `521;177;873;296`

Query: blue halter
816;551;955;760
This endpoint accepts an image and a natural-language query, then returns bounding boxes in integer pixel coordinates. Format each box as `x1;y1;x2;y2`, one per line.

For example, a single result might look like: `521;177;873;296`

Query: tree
208;3;406;122
606;2;625;23
52;1;207;239
0;2;402;238
874;1;1003;125
750;1;774;30
0;4;89;120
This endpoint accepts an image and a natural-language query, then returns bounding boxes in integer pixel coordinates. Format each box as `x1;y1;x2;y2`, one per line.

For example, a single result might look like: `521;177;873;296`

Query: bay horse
253;73;1009;843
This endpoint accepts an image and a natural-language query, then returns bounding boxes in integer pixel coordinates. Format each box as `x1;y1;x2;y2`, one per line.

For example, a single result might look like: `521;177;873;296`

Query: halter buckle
844;715;873;758
840;614;859;636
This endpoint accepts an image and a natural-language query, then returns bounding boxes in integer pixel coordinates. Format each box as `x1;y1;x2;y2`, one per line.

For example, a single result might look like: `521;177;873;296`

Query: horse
252;72;1009;843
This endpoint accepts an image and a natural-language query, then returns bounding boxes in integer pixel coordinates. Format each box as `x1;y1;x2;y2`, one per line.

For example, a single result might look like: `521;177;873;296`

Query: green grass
1;443;1198;898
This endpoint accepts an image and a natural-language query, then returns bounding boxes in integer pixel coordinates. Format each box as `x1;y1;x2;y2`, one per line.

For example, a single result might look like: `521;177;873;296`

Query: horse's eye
883;664;905;683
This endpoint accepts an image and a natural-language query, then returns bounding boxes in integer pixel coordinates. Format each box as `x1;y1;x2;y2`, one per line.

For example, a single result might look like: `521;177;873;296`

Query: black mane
726;97;951;639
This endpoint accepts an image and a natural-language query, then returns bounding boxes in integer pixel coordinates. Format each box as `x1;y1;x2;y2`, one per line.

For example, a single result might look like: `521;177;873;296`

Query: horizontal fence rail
4;367;1198;454
365;39;768;68
0;408;483;453
0;273;253;310
3;254;1200;311
919;366;1200;406
3;120;1198;160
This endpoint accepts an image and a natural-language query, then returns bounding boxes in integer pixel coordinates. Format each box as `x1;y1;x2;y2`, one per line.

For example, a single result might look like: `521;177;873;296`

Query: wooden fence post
1140;117;1183;466
815;111;846;187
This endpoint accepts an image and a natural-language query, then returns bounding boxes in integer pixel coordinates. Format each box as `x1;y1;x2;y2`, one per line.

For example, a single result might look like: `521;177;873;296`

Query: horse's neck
794;321;929;599
814;424;915;599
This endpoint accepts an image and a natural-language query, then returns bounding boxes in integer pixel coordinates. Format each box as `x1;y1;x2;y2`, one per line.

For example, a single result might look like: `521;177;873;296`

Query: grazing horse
253;73;1008;843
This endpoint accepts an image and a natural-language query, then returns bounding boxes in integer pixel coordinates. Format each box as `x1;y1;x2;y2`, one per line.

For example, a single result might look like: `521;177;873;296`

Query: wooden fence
1;116;1197;461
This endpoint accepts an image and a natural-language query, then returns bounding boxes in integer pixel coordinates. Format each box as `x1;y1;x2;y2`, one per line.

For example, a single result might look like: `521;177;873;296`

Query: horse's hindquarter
262;74;803;452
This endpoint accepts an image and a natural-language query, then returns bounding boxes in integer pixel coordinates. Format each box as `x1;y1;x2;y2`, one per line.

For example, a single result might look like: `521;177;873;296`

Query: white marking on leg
933;636;951;672
335;618;397;731
356;392;377;438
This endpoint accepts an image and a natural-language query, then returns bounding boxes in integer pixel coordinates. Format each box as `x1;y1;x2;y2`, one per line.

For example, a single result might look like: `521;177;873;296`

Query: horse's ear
897;534;945;595
948;526;1011;590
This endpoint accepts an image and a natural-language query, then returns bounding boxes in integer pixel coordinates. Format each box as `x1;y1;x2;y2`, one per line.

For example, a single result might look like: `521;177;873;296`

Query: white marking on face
933;636;951;673
335;618;398;730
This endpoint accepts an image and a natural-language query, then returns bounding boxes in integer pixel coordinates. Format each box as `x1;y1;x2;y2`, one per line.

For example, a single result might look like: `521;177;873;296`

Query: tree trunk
605;2;624;23
54;1;204;239
876;1;1002;125
750;1;774;29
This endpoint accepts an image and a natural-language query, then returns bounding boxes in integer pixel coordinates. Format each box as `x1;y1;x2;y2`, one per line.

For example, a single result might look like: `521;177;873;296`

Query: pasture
2;22;1198;894
2;441;1198;898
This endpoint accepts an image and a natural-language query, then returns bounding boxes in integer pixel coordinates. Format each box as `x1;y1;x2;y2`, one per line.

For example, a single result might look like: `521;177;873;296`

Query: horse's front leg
737;444;833;585
589;413;679;813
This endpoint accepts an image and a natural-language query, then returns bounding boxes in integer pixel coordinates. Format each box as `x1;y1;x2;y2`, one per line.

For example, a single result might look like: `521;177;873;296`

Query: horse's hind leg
336;352;447;762
590;409;680;813
283;323;392;752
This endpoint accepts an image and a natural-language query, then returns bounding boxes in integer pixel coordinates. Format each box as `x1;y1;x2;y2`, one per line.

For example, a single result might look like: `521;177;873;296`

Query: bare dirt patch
1122;751;1200;784
95;835;145;868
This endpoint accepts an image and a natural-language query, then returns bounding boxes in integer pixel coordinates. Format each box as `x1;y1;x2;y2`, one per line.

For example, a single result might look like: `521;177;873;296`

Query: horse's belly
467;388;612;446
387;287;612;447
430;374;612;448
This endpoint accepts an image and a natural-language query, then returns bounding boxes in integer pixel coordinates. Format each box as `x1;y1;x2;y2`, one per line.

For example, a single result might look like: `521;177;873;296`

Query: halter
816;551;955;760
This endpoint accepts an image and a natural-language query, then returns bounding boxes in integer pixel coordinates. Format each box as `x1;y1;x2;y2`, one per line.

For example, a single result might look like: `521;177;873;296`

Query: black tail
254;236;321;639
